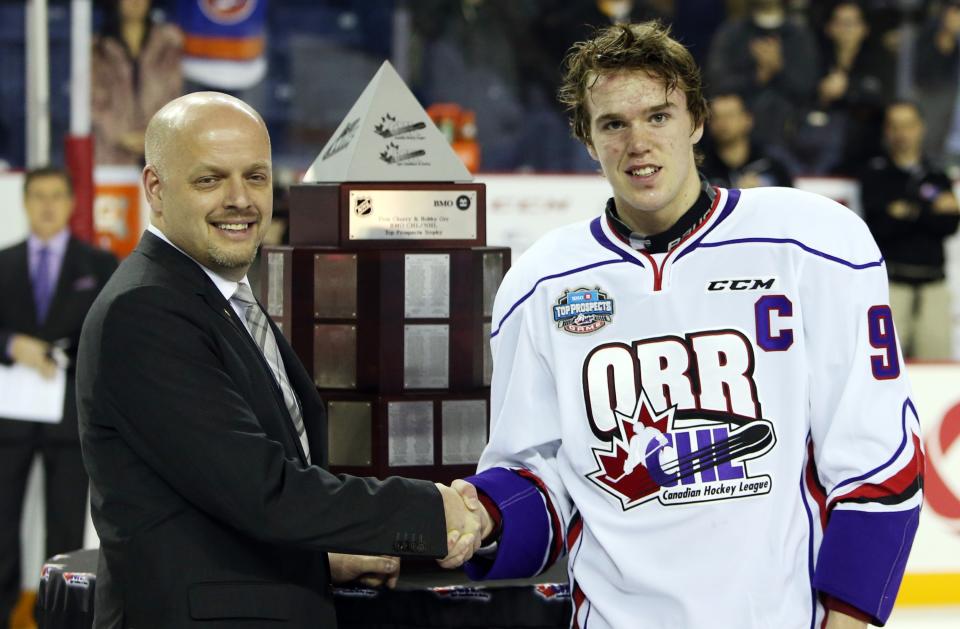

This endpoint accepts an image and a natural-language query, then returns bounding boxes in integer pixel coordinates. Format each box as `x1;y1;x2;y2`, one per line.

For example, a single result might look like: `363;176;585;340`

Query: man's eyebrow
594;102;678;122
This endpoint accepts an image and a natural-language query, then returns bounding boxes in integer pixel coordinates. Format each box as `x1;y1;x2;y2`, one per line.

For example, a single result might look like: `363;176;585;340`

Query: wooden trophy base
322;390;490;485
259;245;509;394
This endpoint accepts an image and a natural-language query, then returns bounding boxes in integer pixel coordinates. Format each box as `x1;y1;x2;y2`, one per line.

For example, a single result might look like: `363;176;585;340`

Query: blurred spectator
794;0;895;174
700;91;794;188
0;167;117;629
860;100;960;359
92;0;183;166
706;0;819;152
914;0;960;169
408;0;538;170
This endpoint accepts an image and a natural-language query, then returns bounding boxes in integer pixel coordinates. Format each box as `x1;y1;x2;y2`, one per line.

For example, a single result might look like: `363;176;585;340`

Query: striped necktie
231;283;311;463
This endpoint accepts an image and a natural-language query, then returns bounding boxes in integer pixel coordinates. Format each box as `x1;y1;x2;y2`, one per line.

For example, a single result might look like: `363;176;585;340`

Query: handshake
435;479;495;569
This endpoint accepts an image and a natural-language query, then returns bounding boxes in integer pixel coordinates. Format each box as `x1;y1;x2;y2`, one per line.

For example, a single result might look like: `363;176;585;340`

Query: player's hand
9;334;57;379
932;191;960;215
435;482;483;568
823;610;867;629
452;479;494;541
328;552;401;589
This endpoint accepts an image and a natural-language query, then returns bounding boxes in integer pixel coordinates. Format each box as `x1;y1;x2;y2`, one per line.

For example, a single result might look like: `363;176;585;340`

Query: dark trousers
0;426;88;629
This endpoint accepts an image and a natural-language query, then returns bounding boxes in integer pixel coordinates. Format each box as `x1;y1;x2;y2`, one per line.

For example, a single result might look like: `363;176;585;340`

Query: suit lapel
137;232;312;465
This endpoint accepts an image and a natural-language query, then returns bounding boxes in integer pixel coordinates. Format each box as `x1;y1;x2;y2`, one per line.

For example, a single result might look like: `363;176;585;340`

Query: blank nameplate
314;325;357;388
327;402;372;466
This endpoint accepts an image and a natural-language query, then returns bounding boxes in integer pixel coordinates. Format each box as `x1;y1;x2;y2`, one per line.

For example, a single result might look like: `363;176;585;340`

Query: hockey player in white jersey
449;22;923;629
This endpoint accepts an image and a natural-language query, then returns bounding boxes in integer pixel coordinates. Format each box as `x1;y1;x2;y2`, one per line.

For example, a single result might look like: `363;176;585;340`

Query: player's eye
650;112;670;124
602;119;626;131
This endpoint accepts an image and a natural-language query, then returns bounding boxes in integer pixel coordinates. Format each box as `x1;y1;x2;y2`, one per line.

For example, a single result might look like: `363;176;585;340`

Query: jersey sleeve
463;265;573;580
800;219;923;625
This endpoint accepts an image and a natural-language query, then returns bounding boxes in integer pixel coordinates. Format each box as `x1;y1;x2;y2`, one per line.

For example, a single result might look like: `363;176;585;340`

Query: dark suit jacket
77;232;448;628
0;236;117;442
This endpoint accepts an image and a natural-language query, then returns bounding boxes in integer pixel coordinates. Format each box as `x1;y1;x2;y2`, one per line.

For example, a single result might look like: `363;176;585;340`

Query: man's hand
887;199;919;220
818;70;849;105
932;191;960;215
452;479;494;541
328;553;400;589
435;482;483;568
824;610;868;629
751;36;784;84
9;334;57;379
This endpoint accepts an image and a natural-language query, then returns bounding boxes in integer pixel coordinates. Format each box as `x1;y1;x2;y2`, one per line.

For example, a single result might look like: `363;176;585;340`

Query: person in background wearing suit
76;92;484;629
0;167;117;629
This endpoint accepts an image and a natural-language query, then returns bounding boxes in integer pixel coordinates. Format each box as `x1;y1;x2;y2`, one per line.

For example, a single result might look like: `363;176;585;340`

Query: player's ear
691;123;704;145
586;140;599;162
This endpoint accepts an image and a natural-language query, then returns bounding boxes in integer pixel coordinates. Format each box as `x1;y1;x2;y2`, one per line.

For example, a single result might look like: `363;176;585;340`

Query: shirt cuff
477;489;503;547
822;594;872;624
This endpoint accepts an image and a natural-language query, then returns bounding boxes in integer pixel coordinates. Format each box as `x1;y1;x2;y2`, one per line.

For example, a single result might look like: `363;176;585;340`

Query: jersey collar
604;176;717;254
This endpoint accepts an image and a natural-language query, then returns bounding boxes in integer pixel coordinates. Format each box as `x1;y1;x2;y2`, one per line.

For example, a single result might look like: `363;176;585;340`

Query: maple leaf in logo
587;390;675;509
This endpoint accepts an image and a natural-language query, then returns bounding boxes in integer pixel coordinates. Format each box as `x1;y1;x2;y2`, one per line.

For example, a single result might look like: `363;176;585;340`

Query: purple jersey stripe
463;467;552;580
834;398;915;492
800;470;818;629
588;216;649;265
813;507;920;625
696;238;884;270
490;258;627;338
675;188;741;261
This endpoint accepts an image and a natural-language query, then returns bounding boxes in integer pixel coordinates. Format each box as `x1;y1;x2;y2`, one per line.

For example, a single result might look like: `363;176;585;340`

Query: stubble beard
208;239;261;271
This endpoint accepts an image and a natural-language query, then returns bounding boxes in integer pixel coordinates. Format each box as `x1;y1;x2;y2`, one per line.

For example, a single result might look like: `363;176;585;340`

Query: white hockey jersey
465;186;923;629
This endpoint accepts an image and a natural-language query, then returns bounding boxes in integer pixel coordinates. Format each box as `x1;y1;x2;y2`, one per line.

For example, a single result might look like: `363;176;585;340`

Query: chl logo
583;330;776;510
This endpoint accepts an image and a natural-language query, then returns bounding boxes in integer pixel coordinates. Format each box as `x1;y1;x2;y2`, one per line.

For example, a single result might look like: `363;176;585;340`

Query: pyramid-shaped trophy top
303;61;473;183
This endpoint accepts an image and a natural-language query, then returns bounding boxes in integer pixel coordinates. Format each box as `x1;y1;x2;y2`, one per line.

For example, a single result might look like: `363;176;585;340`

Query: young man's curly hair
558;21;708;146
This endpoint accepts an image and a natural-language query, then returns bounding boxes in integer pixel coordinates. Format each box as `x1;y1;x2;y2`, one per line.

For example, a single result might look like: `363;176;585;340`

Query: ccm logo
707;278;776;292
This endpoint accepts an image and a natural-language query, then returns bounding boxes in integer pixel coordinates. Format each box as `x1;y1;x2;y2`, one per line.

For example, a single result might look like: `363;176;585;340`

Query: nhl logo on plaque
354;196;373;216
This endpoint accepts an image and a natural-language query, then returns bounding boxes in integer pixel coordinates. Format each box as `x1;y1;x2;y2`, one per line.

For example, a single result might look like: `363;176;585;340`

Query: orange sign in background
92;166;146;259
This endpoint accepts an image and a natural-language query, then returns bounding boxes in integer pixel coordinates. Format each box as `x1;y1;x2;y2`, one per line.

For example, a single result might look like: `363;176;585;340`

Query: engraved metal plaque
327;401;372;466
314;253;358;318
483;322;493;386
388;401;434;466
441;400;488;464
403;324;449;389
404;254;450;318
481;252;504;318
266;252;285;317
348;190;478;241
314;324;357;388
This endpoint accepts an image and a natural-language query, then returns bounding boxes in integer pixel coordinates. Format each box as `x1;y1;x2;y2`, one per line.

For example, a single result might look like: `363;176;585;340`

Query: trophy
262;61;509;483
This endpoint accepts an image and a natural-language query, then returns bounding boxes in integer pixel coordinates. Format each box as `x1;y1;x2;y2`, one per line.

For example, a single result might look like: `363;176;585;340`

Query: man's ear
142;165;163;216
